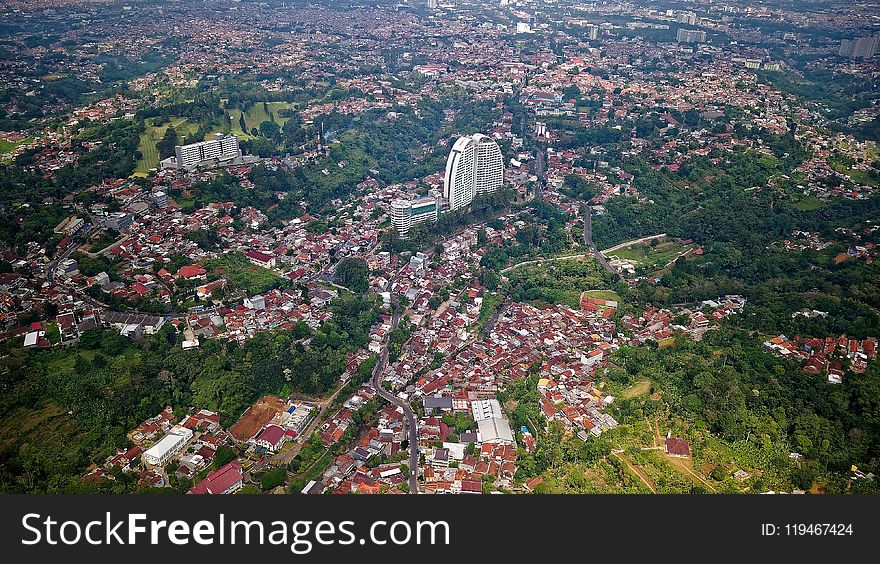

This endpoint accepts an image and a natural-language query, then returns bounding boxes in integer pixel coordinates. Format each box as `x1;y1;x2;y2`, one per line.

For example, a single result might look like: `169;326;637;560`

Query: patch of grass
0;137;33;154
607;238;695;273
582;289;621;302
620;379;651;399
205;252;285;295
135;127;163;174
792;196;824;211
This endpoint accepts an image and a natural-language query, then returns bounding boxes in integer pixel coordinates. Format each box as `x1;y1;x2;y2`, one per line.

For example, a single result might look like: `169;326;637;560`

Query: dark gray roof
423;395;453;410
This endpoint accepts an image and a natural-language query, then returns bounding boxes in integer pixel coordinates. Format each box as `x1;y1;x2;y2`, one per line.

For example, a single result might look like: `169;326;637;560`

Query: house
524;476;544;492
301;480;327;495
23;330;46;347
477;417;515;445
245;250;276;269
189;461;243;494
423;395;453;412
665;436;691;458
244;295;266;310
254;425;286;452
143;427;194;466
177;264;207;280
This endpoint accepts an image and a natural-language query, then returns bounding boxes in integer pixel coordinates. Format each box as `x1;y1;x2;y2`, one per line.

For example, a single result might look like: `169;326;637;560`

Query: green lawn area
205;253;285;295
134;127;164;175
845;168;879;188
607;238;695;272
226;101;297;138
792;196;825;211
0;137;33;155
581;289;621;302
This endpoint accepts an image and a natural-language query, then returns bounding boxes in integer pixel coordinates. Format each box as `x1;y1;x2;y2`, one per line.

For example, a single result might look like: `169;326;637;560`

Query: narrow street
370;266;420;493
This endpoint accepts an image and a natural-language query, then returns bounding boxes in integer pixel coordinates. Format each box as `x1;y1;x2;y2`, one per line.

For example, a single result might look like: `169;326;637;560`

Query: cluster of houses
763;334;877;383
621;295;748;346
83;406;235;491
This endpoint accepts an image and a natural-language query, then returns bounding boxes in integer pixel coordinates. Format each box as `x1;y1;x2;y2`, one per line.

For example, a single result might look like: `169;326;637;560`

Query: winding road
370;267;420;494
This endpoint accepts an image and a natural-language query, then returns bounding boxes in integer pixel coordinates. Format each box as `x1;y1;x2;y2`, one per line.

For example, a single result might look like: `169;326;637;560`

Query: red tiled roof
189;461;242;494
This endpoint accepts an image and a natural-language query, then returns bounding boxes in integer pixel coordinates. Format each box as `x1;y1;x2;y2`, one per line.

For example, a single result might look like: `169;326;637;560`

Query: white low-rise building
143;426;193;466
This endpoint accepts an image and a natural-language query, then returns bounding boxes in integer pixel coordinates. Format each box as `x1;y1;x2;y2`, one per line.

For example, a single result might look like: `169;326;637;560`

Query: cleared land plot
620;379;651;399
606;237;697;274
229;396;288;441
581;289;621;302
205;253;284;295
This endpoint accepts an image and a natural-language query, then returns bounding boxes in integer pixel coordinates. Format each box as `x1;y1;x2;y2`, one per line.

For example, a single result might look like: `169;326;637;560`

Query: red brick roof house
665;437;691;458
189;461;243;494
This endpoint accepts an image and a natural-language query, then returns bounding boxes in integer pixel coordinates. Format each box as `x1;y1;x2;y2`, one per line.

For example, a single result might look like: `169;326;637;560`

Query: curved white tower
472;133;504;198
443;134;504;211
444;136;477;211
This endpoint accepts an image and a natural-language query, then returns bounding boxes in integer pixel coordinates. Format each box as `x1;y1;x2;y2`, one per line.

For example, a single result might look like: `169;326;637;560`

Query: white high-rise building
391;194;440;238
676;28;706;44
473;134;504;197
677;12;697;26
443;134;504;211
584;24;599;40
173;134;241;170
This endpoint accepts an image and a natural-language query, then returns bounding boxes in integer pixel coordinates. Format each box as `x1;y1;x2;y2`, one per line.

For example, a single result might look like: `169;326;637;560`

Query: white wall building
443;134;504;211
391;194;440;238
143;426;193;467
173;134;241;170
471;398;504;422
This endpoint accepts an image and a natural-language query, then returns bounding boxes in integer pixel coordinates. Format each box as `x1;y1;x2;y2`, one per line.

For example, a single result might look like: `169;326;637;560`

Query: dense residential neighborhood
1;0;879;498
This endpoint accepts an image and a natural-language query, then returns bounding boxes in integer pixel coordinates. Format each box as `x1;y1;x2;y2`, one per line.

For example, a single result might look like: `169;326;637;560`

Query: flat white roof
144;428;192;460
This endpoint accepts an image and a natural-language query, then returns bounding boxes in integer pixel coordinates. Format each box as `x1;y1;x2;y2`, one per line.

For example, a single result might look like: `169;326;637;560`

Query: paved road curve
582;205;625;284
370;268;420;493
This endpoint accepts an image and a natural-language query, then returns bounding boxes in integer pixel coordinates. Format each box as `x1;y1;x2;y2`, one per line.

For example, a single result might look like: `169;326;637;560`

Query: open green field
0;137;33;155
134;127;163;175
226;101;297;138
581;289;621;302
205;252;285;295
792;196;825;211
607;237;695;272
134;117;204;175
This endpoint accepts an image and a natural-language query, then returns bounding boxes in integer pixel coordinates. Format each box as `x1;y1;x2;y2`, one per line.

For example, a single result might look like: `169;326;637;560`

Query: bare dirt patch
229;396;287;441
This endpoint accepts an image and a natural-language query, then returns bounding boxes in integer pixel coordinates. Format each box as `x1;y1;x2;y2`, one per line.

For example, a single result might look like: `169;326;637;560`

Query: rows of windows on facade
158;133;243;171
392;134;504;239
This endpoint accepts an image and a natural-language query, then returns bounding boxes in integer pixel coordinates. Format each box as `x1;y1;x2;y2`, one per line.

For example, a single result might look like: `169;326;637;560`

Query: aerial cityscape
0;0;879;497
